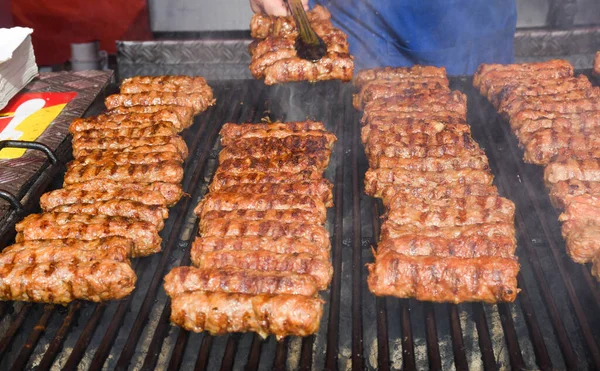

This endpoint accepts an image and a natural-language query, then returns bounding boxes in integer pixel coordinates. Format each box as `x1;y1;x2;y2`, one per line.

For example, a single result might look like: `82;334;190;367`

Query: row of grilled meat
248;5;354;85
474;60;600;280
0;75;214;304
356;65;520;303
163;120;336;339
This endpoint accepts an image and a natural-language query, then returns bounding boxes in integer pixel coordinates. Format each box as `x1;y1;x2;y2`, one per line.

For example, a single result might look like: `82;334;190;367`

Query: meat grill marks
473;59;600;281
356;64;519;303
165;121;335;339
248;5;353;84
0;75;213;305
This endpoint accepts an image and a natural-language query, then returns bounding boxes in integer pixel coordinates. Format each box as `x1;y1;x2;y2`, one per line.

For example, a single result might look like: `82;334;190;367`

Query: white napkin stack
0;27;38;110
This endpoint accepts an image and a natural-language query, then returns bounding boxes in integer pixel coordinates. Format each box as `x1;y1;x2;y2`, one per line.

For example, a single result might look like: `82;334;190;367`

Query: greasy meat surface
365;142;483;164
353;79;451;109
16;213;162;257
386;195;511;213
472;59;573;90
0;261;136;304
0;243;129;265
220;129;336;147
354;65;447;88
512;112;600;138
250;29;348;58
217;179;333;207
381;221;515;240
250;5;331;39
261;52;354;85
544;157;600;184
64;161;183;185
549;180;600;209
367;251;519;303
362;90;466;115
107;105;194;127
67;150;184;168
72;135;188;158
192;235;329;258
373;154;489;171
2;237;133;257
559;194;600;262
361;110;465;126
520;129;600;165
199;219;330;247
62;179;183;206
361;118;469;144
50;200;167;228
220;121;325;139
499;88;600;117
41;187;167;210
169;291;323;339
192;251;332;289
120;75;208;94
70;111;186;133
218;155;330;174
219;140;332;163
199;208;325;225
72;122;179;141
377;235;516;259
105;91;215;114
196;192;326;220
380;183;498;207
163;266;319;297
210;170;322;191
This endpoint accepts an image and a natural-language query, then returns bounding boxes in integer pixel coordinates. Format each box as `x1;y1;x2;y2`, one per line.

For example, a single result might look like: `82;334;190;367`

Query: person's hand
250;0;309;16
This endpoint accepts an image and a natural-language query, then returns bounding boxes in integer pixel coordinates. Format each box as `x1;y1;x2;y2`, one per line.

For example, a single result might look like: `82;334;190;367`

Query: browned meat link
548;180;600;209
0;260;136;304
361;110;465;126
67;150;184;168
41;187;167;210
261;52;354;85
72;135;188;158
218;155;330;174
490;75;592;108
559;194;600;263
513;112;600;138
250;5;331;39
196;192;326;220
365;130;480;153
70;111;185;133
364;169;493;196
373;154;489;171
353;80;451;109
472;59;573;90
365;143;483;164
164;266;319;297
210;170;322;191
220;121;325;138
192;251;332;290
169;291;323;339
544;157;600;184
380;221;516;240
50;200;168;229
105;91;215;114
377;235;516;259
16;213;162;257
107;105;194;127
221;136;335;157
199;208;326;225
199;219;330;247
62;179;183;206
361;118;469;144
480;69;577;100
595;51;600;75
354;65;447;88
120;75;209;93
521;130;600;165
64;161;183;186
367;251;520;303
191;236;330;259
381;183;498;208
72;122;179;141
0;243;130;265
220;129;337;147
387;195;512;214
2;237;134;256
217;179;333;207
500;88;600;118
361;90;465;116
251;29;347;58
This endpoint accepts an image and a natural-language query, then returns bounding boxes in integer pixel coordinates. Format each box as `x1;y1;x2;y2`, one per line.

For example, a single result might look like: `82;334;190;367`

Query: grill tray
0;76;599;370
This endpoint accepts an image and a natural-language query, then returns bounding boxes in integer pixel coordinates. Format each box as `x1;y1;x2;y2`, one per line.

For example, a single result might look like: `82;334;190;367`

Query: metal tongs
285;0;327;62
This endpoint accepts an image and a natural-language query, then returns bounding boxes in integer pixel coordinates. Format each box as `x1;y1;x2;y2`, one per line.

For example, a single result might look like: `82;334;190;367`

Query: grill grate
0;77;598;370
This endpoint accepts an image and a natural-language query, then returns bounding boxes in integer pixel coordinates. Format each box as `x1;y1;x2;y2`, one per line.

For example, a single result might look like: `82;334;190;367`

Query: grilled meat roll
217;179;333;207
41;187;167;210
381;184;498;207
559;194;600;263
218;155;330;174
220;121;325;139
511;112;600;138
72;135;188;158
64;161;183;186
353;80;451;109
595;51;600;75
72;122;179;141
1;237;133;257
361;117;469;144
472;59;573;91
70;111;186;133
260;52;354;85
50;200;167;228
367;251;519;303
16;213;162;257
250;5;331;39
377;235;516;259
521;129;600;165
548;180;600;209
500;89;600;118
210;170;322;191
0;260;136;304
105;91;215;114
373;154;489;171
354;65;447;88
544;157;600;184
107;105;194;127
221;136;335;158
169;291;323;339
164;266;319;297
192;251;332;290
62;179;183;206
362;90;467;114
361;110;465;126
200;208;326;225
0;242;130;265
381;221;515;240
220;129;336;147
120;75;209;94
67;150;184;168
191;236;330;259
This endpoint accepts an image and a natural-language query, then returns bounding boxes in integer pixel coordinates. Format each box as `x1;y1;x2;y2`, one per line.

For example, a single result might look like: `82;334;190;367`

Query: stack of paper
0;27;38;110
